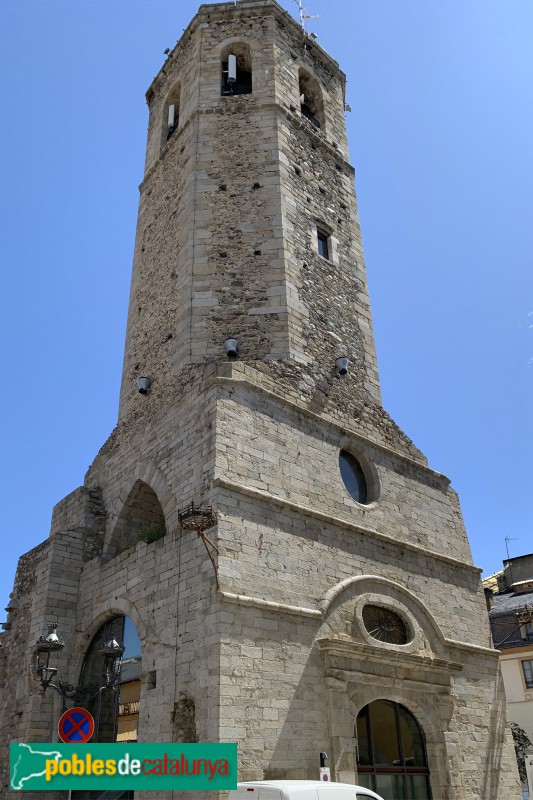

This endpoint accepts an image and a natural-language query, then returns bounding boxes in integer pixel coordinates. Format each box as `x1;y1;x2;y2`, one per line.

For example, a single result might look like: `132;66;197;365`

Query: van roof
230;783;383;800
234;782;367;790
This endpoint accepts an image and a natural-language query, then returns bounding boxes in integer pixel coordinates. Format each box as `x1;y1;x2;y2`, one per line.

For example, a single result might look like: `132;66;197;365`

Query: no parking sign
58;707;95;744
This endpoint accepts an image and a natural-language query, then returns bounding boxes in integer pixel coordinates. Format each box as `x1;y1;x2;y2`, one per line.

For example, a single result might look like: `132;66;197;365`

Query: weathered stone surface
0;2;520;799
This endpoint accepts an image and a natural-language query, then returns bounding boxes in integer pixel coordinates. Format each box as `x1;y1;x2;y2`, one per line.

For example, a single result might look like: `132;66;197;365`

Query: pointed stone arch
104;461;176;558
108;480;166;555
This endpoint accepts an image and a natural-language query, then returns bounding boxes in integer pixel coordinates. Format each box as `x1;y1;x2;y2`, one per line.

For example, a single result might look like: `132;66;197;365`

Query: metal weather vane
291;0;321;32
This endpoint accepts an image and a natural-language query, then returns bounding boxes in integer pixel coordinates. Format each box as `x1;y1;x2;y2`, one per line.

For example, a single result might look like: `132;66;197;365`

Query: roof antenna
505;536;519;589
291;0;321;34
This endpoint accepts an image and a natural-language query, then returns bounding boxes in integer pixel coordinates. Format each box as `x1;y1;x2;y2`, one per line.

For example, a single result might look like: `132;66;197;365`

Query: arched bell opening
298;69;324;128
161;81;181;151
221;42;252;96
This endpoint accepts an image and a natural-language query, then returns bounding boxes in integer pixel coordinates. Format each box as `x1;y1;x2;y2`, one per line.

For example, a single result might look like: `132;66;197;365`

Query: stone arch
319;574;447;656
221;41;253;95
347;689;452;799
104;461;176;558
70;597;149;677
161;80;181;150
108;480;166;555
348;685;446;743
298;68;324;128
71;607;144;744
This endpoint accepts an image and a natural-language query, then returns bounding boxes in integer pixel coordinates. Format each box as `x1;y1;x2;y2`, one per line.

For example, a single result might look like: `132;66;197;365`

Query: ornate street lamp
35;622;66;689
34;622;124;707
100;632;126;688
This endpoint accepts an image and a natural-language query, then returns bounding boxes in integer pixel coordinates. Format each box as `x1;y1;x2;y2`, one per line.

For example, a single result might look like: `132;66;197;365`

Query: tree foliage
511;721;532;784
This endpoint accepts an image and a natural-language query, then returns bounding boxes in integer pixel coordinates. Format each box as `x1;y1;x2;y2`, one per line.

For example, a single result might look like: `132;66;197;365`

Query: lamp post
34;622;124;709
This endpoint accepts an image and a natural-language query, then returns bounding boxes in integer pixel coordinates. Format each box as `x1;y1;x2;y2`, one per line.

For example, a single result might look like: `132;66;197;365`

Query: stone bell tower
118;0;381;423
0;2;521;799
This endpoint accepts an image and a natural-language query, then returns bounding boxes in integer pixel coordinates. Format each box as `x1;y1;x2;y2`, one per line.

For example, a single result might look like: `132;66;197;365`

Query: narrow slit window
317;230;329;260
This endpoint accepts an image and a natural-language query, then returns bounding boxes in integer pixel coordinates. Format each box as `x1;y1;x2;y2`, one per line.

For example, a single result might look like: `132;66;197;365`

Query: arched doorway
73;616;142;799
355;700;432;800
80;615;142;743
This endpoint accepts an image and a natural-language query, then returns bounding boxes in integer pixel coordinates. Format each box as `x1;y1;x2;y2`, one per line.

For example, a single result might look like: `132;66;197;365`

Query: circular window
339;450;368;504
362;605;410;645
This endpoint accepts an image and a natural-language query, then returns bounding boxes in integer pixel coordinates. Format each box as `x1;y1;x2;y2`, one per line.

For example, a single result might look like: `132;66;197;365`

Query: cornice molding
214;476;481;575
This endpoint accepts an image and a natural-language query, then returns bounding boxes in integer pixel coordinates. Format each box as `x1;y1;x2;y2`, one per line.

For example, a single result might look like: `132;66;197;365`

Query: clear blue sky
1;0;532;616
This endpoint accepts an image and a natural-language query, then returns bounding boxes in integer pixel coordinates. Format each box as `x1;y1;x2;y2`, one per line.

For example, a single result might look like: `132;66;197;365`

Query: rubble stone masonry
0;2;521;799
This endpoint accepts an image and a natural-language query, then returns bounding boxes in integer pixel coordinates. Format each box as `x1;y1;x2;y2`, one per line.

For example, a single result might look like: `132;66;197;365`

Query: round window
339;450;368;504
362;605;410;645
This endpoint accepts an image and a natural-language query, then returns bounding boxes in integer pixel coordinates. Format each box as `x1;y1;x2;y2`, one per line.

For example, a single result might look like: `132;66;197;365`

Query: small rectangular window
317;230;329;260
522;660;533;688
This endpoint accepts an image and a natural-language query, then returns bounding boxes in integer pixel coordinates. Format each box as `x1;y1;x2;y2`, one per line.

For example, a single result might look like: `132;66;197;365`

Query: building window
356;700;431;800
317;229;329;260
522;660;533;688
221;43;252;96
312;225;339;265
362;605;410;645
339;450;368;504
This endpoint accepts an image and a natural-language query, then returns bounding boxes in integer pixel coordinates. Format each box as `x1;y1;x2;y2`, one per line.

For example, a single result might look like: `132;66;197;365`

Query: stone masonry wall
120;0;377;421
119;116;196;418
215;605;519;800
1;373;224;800
0;4;521;800
0;529;88;799
214;383;473;585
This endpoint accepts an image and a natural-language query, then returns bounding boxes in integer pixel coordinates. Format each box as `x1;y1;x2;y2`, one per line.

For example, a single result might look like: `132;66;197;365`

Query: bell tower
0;2;521;799
118;0;381;421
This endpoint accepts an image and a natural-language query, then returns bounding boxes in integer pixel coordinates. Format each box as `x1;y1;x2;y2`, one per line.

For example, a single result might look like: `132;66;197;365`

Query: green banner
10;742;237;791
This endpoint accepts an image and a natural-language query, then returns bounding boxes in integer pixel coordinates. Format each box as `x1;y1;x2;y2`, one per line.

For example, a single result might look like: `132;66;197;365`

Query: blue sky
1;0;532;616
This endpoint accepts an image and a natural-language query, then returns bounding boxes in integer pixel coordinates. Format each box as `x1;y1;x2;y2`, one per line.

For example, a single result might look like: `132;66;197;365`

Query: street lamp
34;622;124;706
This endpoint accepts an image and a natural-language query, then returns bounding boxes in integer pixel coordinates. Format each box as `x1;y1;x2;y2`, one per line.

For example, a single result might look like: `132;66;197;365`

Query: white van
228;780;385;800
